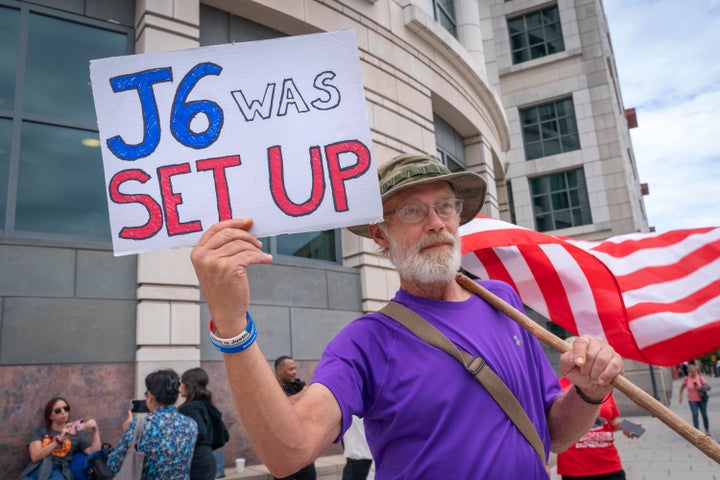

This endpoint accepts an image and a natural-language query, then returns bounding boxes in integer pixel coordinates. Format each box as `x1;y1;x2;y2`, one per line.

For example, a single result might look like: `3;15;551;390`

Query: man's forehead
383;180;454;206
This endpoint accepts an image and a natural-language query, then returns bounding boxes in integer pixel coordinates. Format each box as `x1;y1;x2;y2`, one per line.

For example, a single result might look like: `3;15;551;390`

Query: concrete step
221;454;346;480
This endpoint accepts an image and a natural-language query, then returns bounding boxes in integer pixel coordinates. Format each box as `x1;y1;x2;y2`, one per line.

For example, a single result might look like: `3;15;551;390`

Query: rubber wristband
55;436;63;445
209;316;254;346
211;325;257;354
574;385;611;405
208;312;257;353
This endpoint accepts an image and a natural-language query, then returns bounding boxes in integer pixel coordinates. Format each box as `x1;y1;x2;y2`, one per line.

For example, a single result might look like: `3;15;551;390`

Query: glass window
520;97;580;160
1;5;132;244
276;230;337;261
24;13;128;124
0;118;10;228
508;5;565;64
432;0;457;38
506;180;516;224
16;123;109;240
530;169;592;232
0;6;19;111
434;114;466;172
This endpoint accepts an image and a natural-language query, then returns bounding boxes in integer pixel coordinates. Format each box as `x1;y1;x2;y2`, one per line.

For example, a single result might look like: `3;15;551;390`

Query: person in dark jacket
180;367;227;480
272;356;316;480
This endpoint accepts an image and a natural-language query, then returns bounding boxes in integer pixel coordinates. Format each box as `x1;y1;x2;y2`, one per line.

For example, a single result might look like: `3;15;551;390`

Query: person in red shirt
556;338;639;480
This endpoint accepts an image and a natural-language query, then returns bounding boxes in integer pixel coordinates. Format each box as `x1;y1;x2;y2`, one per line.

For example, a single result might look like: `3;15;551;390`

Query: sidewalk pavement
223;454;346;480
551;375;720;480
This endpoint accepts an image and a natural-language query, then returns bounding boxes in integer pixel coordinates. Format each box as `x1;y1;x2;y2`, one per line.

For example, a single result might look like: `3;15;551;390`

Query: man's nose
423;205;446;230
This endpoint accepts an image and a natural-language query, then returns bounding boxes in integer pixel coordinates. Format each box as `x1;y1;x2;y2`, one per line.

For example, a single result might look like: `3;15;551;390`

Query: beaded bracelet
208;312;257;353
574;385;611;405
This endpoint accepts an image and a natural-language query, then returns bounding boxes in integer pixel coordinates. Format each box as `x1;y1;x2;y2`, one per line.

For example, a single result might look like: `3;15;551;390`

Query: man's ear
368;223;390;248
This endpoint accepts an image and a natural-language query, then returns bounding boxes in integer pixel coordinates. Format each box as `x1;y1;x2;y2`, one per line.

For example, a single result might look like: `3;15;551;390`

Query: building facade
0;0;662;476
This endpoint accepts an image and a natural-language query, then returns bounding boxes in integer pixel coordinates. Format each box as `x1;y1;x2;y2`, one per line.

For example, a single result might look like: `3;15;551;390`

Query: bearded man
191;154;624;479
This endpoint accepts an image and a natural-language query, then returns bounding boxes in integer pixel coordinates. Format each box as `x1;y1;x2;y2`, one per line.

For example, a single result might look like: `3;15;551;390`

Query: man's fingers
195;218;257;249
562;335;623;389
191;219;271;272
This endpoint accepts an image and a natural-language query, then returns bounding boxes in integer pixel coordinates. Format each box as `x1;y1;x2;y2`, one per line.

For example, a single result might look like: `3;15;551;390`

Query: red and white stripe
460;215;720;366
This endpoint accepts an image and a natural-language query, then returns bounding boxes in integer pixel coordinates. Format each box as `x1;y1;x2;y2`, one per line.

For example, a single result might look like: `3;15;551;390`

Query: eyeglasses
53;405;70;414
384;198;463;224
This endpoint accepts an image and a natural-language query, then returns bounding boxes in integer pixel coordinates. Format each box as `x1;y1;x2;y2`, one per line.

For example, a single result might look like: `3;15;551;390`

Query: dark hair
274;355;292;371
145;369;180;406
44;397;70;429
180;367;212;407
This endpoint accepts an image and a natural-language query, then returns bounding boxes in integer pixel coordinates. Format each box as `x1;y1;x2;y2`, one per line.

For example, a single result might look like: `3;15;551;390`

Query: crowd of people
17;368;229;480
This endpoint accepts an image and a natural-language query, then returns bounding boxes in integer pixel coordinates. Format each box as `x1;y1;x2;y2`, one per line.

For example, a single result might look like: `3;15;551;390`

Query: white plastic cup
235;458;245;474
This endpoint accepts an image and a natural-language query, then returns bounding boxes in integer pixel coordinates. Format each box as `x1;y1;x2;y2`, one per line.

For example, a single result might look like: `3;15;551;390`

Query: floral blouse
108;405;198;480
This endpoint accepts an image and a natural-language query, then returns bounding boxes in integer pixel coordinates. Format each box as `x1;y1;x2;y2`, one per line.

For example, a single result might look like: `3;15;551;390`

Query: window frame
520;97;580;161
529;168;592;232
507;5;565;64
0;1;134;248
432;0;458;38
258;229;342;265
434;114;466;172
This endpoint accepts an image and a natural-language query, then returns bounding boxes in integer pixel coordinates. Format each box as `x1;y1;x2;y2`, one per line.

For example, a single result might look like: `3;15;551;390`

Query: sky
603;0;720;232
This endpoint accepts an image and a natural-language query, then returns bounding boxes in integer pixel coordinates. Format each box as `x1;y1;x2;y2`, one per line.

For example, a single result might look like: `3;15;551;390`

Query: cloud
604;0;720;231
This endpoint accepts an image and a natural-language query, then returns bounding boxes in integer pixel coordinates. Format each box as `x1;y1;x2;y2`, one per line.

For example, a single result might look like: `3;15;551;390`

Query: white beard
386;230;461;285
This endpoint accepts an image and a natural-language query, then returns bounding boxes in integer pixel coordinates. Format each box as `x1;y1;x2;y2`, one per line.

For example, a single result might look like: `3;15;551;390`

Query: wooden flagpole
455;272;720;464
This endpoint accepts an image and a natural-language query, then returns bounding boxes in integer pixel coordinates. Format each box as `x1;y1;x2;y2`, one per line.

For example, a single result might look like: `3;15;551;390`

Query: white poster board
90;30;382;256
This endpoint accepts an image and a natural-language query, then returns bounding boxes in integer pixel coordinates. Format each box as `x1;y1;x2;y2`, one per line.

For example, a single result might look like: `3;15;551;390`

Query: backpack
206;402;230;450
70;443;114;480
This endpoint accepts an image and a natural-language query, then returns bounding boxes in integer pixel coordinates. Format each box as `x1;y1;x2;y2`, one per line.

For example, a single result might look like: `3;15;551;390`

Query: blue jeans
26;463;66;480
213;449;225;478
689;400;710;430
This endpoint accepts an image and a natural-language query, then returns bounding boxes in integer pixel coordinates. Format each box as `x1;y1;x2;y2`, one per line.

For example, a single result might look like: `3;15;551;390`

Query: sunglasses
53;405;70;414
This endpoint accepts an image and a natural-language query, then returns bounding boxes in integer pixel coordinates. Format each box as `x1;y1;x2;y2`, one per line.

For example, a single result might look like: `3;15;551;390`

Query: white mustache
416;232;458;252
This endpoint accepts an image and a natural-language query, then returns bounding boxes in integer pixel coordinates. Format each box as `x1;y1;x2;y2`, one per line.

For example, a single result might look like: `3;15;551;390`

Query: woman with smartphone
108;369;198;479
16;397;102;480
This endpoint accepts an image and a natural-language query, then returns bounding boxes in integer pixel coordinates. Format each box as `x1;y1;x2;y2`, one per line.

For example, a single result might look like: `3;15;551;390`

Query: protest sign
90;29;382;256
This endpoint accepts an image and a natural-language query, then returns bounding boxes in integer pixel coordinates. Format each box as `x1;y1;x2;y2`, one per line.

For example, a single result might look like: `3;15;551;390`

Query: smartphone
618;419;645;437
131;399;149;413
67;419;85;435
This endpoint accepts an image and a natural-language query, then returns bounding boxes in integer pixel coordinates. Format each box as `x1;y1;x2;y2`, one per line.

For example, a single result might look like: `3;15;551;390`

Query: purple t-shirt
312;279;560;479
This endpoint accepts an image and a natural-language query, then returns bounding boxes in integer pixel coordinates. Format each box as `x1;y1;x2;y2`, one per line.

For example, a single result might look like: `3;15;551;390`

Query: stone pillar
465;135;499;218
455;0;487;77
135;249;201;397
130;0;202;398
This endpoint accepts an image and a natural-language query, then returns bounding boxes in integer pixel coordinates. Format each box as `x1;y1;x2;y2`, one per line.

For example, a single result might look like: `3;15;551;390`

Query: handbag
114;416;146;480
700;384;711;401
380;301;546;464
86;443;115;480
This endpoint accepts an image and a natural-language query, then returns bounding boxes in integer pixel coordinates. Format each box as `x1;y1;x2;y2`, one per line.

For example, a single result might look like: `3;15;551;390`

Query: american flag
459;215;720;366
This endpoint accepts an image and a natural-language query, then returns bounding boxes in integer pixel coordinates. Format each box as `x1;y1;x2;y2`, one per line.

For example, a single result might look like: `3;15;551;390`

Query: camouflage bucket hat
348;153;487;238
